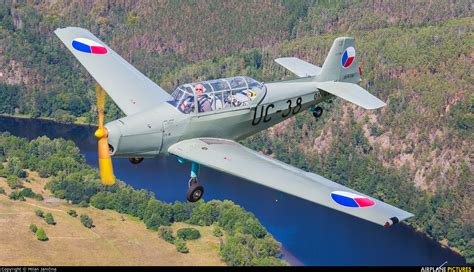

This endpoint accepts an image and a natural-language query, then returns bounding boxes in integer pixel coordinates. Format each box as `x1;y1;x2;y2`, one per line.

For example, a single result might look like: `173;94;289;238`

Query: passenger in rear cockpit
179;95;194;113
195;84;212;113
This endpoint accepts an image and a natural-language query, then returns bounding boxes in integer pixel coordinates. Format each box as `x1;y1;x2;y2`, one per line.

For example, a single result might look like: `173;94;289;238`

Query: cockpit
168;76;265;114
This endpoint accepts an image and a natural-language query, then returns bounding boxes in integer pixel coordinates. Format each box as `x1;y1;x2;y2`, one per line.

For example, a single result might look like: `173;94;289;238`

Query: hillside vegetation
0;0;472;262
0;133;288;266
0;172;225;266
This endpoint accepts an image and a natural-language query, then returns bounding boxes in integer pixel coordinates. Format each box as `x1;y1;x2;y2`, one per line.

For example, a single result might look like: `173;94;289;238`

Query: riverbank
0;113;92;126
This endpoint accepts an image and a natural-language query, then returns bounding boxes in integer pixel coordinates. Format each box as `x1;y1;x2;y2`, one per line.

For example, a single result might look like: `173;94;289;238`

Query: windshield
168;76;264;114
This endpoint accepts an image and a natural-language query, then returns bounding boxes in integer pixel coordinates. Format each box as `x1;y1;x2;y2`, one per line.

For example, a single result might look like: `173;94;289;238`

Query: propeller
94;84;115;185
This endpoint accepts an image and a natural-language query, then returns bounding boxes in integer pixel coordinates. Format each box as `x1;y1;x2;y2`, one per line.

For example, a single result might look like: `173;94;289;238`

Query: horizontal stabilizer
275;57;322;77
316;81;386;109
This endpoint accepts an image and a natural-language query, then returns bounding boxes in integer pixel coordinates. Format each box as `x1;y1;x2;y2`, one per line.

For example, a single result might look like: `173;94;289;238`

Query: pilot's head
195;84;205;94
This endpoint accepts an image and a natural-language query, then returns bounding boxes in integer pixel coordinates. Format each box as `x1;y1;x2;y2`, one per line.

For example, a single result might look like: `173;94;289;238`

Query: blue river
0;116;467;266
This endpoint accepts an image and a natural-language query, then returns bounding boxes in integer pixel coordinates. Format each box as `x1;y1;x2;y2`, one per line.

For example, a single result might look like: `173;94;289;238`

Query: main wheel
186;183;204;202
129;157;144;164
312;106;323;118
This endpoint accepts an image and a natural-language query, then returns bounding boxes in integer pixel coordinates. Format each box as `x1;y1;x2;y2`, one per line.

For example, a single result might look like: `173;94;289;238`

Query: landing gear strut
186;162;204;202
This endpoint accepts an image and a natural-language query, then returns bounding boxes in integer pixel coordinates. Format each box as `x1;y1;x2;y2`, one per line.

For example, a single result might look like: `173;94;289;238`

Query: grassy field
0;171;225;266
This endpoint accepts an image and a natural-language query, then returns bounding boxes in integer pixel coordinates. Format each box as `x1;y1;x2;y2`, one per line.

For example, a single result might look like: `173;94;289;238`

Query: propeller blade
95;84;115;185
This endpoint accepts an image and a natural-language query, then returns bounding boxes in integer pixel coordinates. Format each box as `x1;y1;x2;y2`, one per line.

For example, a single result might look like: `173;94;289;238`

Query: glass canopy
168;76;265;114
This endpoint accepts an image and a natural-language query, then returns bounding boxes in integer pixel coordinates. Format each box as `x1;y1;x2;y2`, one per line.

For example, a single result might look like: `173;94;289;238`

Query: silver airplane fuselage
105;77;331;158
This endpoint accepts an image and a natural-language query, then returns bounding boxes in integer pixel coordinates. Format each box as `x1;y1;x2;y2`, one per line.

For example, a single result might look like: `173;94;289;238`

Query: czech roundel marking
72;38;108;54
341;46;355;69
331;191;375;208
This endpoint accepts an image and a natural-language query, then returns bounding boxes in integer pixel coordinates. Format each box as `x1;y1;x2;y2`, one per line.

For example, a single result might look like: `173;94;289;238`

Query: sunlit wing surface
316;81;386;110
275;57;322;77
169;138;413;227
55;27;172;116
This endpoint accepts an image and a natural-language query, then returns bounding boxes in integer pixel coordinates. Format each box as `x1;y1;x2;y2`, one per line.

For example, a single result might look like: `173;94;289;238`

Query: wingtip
383;212;414;228
274;57;288;63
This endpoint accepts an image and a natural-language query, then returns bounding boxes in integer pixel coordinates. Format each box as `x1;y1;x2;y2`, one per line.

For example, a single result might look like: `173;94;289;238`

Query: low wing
275;57;322;77
55;27;172;116
316;81;386;110
169;138;413;227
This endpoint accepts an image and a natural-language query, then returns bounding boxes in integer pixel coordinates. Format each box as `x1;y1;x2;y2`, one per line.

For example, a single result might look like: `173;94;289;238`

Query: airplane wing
54;27;172;116
316;81;386;110
275;57;322;77
169;138;413;227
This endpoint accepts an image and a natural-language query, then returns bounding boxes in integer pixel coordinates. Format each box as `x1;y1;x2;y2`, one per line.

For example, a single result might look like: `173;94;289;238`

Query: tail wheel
312;106;323;118
129;157;144;164
186;183;204;202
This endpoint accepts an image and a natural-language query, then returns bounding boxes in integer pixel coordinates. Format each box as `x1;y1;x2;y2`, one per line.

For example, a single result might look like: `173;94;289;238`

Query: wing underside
55;27;172;116
169;138;413;227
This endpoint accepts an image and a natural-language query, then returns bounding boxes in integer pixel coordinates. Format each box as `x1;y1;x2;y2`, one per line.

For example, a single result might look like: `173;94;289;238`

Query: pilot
195;84;212;113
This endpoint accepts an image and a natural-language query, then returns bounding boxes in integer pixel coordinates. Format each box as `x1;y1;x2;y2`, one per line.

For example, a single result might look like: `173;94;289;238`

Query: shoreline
280;246;305;266
0;113;94;127
401;222;463;256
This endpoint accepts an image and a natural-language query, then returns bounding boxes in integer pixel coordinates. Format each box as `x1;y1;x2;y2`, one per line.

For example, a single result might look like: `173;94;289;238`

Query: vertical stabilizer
317;37;360;83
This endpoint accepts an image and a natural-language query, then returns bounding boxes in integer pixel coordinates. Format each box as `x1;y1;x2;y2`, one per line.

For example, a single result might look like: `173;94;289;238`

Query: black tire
312;106;323;118
129;157;144;164
186;184;204;202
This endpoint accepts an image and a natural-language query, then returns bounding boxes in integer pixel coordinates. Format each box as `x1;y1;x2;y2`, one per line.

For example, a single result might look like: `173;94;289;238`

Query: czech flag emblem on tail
341;46;355;69
72;38;108;55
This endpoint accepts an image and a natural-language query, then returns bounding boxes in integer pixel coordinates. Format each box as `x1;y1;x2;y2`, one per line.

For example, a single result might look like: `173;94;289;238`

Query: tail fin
318;37;361;83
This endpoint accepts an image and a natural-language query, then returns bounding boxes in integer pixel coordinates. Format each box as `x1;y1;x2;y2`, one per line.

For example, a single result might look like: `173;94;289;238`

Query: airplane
55;27;413;228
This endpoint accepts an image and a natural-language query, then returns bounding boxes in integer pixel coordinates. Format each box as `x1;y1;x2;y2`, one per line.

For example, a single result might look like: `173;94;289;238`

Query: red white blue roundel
72;38;107;54
341;46;355;69
331;191;375;208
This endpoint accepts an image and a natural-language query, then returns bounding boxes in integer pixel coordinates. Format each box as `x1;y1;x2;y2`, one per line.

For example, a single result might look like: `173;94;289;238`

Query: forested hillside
0;0;472;262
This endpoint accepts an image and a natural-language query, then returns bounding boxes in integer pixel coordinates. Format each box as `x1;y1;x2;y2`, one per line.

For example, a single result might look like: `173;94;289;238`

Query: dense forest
0;132;288;266
0;0;472;262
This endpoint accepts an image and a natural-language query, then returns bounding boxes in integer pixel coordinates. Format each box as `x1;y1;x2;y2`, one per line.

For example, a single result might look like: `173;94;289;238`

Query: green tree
6;175;22;189
52;109;76;124
7;157;27;178
0;187;5;195
172;201;194;222
251;256;289;266
188;200;221;226
35;209;44;218
220;234;255;266
80;214;93;228
30;224;38;233
159;226;175;244
36;228;48;241
9;190;25;201
0;84;20;114
44;213;56;225
213;226;223;237
177;228;201;240
68;210;77;217
175;238;189;254
18;188;43;200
